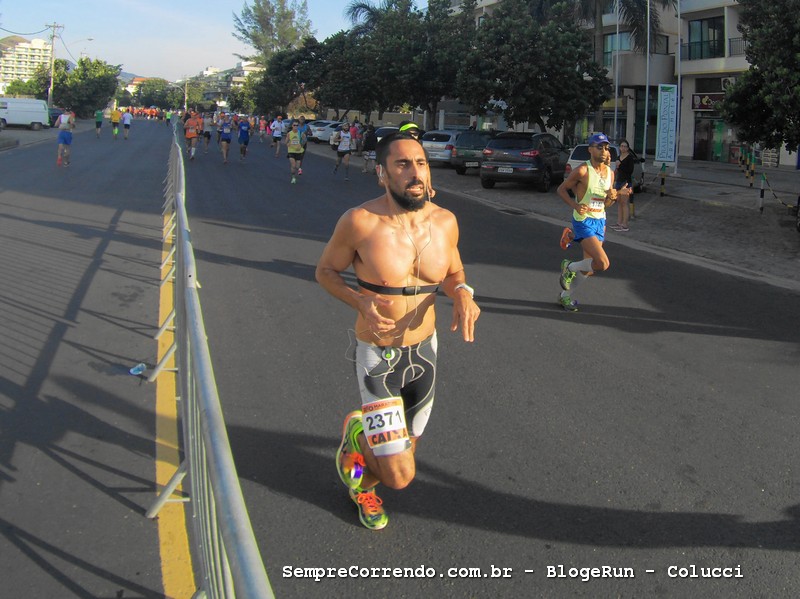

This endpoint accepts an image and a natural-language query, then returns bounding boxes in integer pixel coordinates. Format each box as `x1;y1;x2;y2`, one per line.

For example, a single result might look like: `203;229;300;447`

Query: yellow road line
156;215;196;598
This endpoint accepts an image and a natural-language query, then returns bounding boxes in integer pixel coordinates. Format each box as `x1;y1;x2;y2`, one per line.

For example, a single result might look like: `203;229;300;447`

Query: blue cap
588;133;609;146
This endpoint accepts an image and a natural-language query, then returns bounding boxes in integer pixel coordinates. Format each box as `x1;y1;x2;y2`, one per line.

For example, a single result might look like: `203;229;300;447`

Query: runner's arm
557;165;589;215
315;212;396;331
440;216;480;343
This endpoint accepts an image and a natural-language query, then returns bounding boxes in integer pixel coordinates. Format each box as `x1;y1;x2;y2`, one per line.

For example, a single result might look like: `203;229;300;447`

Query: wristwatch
454;283;474;298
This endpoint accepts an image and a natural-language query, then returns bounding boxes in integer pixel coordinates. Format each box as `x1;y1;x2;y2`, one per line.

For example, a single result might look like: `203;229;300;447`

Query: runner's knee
593;256;610;272
380;462;415;490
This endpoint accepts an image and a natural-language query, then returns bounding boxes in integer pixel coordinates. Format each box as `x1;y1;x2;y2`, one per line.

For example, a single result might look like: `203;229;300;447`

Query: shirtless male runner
316;132;481;530
556;132;631;311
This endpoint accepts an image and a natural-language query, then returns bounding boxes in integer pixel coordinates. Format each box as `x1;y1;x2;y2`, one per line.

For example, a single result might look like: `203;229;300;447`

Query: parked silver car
420;129;460;165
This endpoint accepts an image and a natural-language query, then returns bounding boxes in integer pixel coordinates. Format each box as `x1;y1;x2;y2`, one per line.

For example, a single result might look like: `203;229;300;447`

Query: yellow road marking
156;215;196;598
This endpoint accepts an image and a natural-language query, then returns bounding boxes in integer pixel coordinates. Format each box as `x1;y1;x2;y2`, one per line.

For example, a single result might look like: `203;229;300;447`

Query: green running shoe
336;411;365;490
349;487;388;530
559;295;579;312
560;259;576;291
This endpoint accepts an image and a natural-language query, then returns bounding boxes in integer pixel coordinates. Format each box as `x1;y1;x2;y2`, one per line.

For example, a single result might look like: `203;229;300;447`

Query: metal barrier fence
147;132;274;599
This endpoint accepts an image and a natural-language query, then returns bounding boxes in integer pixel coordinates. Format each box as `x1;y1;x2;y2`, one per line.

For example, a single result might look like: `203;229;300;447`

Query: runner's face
589;143;610;164
382;139;430;212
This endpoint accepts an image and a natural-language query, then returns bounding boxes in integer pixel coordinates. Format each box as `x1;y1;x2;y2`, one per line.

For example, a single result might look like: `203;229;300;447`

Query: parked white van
0;98;50;130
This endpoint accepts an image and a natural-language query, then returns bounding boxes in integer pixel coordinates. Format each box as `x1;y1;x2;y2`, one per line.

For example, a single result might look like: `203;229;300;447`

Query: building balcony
680;0;739;13
677;37;749;75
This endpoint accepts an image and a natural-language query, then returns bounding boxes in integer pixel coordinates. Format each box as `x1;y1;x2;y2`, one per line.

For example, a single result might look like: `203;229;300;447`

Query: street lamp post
674;1;682;176
75;37;95;59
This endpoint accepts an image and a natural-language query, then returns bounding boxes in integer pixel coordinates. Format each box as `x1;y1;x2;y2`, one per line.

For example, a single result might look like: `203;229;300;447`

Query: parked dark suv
480;132;569;191
450;129;497;175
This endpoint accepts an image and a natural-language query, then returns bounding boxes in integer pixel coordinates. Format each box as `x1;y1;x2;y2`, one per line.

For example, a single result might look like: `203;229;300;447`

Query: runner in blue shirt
219;116;234;164
238;117;251;160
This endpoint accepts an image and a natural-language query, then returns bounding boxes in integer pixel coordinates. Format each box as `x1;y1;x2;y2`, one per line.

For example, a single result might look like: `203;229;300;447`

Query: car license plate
498;167;513;174
465;161;479;167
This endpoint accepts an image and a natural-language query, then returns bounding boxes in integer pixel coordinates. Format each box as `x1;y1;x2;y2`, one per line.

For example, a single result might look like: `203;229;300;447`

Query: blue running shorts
572;217;605;243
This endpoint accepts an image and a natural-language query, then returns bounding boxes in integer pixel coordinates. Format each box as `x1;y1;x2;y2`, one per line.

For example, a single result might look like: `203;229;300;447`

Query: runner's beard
389;179;428;211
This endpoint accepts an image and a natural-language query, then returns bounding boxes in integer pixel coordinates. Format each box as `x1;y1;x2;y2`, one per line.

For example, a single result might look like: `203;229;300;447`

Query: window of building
654;34;669;55
687;16;725;59
603;31;632;67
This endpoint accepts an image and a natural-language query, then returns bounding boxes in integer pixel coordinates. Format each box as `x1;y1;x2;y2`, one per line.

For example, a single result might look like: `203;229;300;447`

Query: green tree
347;0;425;117
233;0;313;65
345;0;403;36
408;0;478;117
4;78;41;98
260;40;323;114
293;32;366;118
720;0;800;150
135;78;172;108
458;0;610;130
31;58;119;117
116;86;133;108
182;79;207;112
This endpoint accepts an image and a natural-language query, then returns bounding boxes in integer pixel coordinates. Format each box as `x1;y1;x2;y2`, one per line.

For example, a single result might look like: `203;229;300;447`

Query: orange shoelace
345;451;365;470
355;490;383;514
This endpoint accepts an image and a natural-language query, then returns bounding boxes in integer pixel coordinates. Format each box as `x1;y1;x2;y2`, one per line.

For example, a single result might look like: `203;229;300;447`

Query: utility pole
46;22;63;108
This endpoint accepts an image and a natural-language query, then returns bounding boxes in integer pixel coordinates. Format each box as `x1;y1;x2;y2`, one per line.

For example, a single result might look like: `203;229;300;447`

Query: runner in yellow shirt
110;108;122;140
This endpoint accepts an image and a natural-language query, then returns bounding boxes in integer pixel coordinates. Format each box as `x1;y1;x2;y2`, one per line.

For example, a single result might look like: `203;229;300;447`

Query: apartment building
0;36;52;95
450;0;792;166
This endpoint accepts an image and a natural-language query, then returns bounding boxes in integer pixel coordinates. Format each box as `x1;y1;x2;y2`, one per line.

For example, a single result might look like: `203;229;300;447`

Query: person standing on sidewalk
556;133;630;312
611;139;635;232
55;108;75;167
316;131;480;530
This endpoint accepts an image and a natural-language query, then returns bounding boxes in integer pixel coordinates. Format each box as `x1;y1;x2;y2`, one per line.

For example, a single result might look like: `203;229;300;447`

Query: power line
0;26;50;36
58;36;78;63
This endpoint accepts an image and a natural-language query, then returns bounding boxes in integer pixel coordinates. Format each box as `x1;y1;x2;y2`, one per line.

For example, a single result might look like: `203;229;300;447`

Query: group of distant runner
179;111;312;182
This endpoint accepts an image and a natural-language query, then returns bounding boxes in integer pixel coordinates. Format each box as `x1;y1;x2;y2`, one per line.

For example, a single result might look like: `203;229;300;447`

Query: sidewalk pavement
303;140;800;291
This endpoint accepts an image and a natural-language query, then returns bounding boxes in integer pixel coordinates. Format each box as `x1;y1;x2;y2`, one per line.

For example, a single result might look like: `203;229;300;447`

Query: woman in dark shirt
611;140;635;231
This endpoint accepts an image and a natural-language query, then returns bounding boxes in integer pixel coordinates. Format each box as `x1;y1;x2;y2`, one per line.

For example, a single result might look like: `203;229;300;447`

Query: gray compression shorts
354;331;437;456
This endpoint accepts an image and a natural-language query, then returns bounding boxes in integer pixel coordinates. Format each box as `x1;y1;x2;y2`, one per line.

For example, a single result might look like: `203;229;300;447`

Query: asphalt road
1;120;798;598
183;135;800;598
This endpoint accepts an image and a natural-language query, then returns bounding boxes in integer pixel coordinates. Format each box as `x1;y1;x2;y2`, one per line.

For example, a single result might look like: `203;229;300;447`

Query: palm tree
344;0;416;36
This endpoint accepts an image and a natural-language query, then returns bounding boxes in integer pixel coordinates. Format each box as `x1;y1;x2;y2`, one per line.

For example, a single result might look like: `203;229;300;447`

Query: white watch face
456;283;474;297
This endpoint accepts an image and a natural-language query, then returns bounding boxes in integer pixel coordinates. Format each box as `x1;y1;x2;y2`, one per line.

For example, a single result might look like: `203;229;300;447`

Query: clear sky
0;0;422;81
